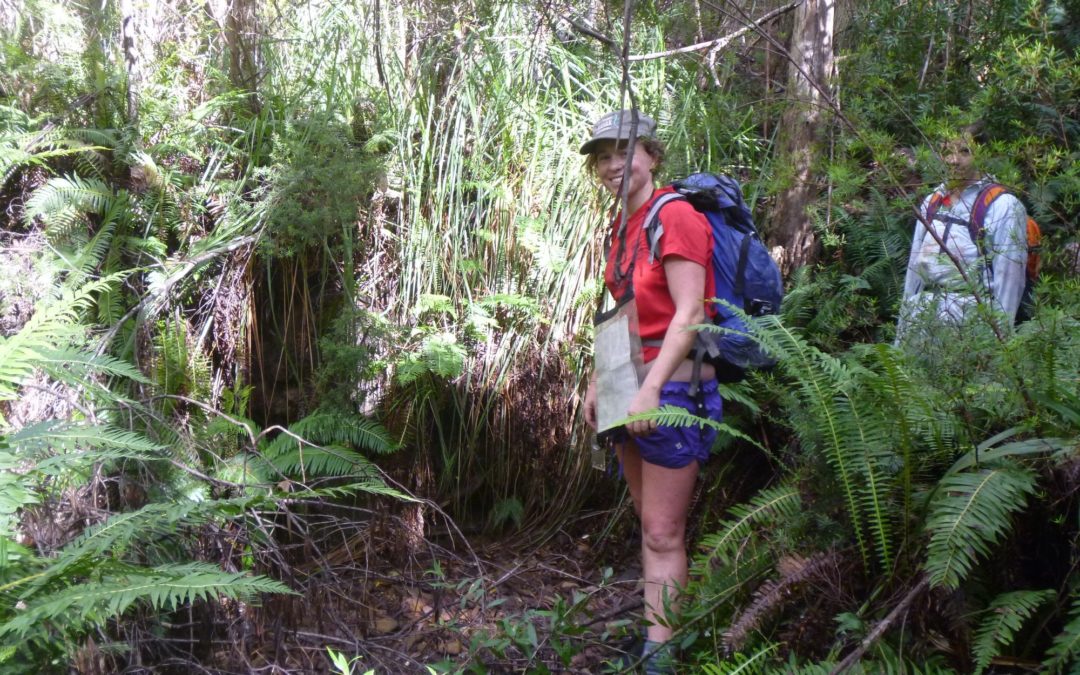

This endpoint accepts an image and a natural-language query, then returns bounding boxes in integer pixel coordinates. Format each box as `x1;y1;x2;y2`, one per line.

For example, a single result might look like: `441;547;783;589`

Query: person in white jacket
896;130;1029;344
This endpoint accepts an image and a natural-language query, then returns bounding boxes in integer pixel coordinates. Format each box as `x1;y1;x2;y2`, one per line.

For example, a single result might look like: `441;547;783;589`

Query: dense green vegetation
0;0;1078;672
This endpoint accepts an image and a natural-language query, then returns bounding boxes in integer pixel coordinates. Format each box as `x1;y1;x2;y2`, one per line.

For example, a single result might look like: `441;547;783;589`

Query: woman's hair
584;137;666;176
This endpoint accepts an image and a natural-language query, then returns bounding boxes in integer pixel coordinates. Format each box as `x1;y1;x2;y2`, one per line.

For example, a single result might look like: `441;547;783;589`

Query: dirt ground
207;504;648;674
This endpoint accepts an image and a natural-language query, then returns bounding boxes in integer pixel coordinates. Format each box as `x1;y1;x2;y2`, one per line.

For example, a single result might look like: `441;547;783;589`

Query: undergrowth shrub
681;282;1080;671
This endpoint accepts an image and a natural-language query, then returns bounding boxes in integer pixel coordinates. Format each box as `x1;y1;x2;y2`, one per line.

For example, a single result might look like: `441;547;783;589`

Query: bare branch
831;576;931;674
559;13;617;49
628;1;800;62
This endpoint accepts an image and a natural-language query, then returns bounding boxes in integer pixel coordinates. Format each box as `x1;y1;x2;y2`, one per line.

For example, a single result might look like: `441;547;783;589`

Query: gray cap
579;110;657;155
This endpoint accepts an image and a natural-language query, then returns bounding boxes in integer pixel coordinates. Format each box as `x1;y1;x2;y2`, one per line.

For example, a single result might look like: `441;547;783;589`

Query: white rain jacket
897;178;1028;342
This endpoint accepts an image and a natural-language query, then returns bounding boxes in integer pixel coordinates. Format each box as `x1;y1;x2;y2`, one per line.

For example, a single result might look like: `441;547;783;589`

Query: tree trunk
223;0;262;113
767;0;836;276
119;0;139;125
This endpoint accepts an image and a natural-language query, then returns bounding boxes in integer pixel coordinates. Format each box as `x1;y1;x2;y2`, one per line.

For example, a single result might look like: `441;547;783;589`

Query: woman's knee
641;517;685;555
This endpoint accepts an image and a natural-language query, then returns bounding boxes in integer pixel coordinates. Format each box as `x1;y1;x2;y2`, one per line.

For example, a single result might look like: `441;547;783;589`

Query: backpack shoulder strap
643;192;687;265
925;190;946;225
970;183;1008;242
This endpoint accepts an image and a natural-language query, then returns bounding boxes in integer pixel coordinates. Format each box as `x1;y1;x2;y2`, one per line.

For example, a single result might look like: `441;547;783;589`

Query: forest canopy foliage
0;0;1078;672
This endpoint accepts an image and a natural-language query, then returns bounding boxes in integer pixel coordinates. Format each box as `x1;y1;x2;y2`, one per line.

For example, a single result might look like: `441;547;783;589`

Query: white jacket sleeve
896;196;933;342
984;194;1028;322
902;218;927;301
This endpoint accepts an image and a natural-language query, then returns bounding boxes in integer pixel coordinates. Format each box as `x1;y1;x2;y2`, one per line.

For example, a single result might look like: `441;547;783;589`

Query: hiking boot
641;639;677;675
605;632;644;672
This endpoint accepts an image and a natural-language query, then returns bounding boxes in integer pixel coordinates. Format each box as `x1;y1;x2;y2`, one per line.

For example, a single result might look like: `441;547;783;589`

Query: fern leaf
949;437;1071;474
924;463;1037;589
1045;594;1080;673
1;562;292;640
63;210;116;276
205;414;261;441
620;405;761;447
35;348;150;384
753;317;877;569
696;486;801;567
0;451;39;524
291;480;414;502
23;175;117;229
972;589;1054;674
254;443;379;481
32;497;261;589
700;643;779;674
263;410;398;456
0;277;132;398
8;420;163;462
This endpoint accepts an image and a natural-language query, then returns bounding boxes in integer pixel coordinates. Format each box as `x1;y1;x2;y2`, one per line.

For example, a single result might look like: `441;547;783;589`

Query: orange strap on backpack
970;184;1041;282
925;184;1041;282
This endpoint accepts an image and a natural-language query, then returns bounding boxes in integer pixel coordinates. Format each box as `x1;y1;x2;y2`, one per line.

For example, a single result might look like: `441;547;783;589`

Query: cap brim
579;138;606;155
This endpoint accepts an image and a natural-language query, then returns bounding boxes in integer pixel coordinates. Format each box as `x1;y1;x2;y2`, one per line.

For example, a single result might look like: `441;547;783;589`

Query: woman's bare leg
618;441;697;642
639;457;698;643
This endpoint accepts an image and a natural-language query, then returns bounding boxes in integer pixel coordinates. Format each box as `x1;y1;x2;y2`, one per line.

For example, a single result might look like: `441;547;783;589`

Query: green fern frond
700;643;779;674
1045;593;1080;673
214;455;404;500
862;343;944;487
65;219;116;277
61;188;133;278
972;589;1054;674
0;145;106;181
254;443;379;480
289;480;413;502
924;463;1037;589
695;486;802;568
0;280;122;396
0;306;88;400
263;409;397;456
949;436;1071;474
111;232;164;260
23;175;119;229
845;396;895;572
0;126;111;183
8;420;163;460
205;414;261;442
621;405;760;446
752;317;879;568
1;562;292;640
95;281;125;325
0;452;39;532
396;332;467;383
35;347;150;385
9;422;162;484
65;129;118;149
26;497;264;594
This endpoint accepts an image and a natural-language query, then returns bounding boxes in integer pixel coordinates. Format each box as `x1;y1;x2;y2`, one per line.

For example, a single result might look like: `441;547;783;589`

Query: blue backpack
642;173;784;384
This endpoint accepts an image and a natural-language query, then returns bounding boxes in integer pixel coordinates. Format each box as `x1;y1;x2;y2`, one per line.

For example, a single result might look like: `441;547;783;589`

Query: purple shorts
615;379;723;469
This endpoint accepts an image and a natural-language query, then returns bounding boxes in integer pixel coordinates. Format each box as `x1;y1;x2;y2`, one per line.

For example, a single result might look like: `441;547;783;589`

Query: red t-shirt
604;186;716;362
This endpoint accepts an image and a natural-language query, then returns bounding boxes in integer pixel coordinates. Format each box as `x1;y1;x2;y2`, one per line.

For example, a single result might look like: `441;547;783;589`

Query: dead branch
559;13;617;49
628;1;801;62
831;575;931;674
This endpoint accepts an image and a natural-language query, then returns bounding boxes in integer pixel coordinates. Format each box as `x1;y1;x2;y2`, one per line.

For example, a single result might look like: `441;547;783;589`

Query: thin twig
559;14;618;48
628;2;799;61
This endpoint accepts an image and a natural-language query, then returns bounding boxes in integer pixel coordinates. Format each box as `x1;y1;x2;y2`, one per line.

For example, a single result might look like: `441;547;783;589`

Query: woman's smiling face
592;139;657;210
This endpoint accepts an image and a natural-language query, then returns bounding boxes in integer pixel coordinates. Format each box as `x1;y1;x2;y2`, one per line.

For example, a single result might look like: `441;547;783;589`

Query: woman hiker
581;109;724;673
